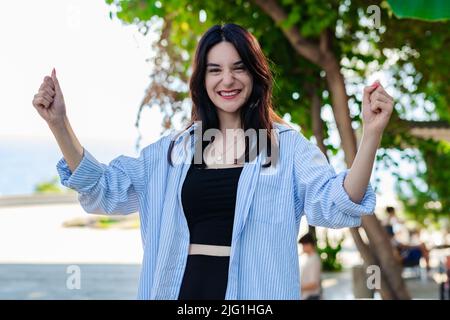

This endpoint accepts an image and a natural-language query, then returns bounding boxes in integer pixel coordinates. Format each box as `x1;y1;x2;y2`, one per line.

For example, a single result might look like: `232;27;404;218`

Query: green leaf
387;0;450;21
279;5;301;29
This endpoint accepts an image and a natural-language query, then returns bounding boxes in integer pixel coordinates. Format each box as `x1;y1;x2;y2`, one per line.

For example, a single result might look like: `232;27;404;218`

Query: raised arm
32;68;83;172
32;69;159;215
343;81;394;203
293;81;392;228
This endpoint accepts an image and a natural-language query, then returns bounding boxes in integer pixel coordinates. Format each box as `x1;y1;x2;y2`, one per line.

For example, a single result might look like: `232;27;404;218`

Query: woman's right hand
32;68;67;126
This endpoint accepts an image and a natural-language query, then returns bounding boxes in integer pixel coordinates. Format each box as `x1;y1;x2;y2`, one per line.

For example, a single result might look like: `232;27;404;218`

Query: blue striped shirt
56;122;376;299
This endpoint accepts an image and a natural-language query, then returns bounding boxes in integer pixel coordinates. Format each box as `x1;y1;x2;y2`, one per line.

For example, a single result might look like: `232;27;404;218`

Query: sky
0;0;407;209
0;0;164;147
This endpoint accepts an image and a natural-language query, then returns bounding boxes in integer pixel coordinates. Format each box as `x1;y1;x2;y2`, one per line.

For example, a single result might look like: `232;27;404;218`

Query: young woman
32;23;393;300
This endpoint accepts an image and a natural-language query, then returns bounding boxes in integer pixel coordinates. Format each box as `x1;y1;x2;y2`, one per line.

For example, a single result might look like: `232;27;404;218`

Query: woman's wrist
47;115;69;131
361;128;382;147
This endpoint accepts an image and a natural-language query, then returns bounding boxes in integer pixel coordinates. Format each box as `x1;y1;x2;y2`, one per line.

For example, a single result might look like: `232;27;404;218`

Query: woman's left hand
362;80;394;136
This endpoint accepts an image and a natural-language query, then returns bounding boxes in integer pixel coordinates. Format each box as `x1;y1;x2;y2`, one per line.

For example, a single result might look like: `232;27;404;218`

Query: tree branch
252;0;324;65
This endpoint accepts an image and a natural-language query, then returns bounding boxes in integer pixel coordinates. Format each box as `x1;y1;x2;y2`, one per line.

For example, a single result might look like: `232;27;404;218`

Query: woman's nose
222;70;235;86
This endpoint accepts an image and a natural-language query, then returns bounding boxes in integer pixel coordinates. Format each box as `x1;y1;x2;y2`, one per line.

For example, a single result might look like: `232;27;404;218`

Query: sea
0;137;142;196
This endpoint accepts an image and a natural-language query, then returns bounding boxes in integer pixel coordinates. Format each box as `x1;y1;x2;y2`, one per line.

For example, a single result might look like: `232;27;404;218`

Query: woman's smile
217;89;242;99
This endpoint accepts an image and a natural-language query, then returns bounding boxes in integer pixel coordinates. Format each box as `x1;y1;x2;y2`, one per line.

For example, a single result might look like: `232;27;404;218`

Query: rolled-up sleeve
56;141;161;215
330;169;376;217
57;149;105;194
293;133;376;228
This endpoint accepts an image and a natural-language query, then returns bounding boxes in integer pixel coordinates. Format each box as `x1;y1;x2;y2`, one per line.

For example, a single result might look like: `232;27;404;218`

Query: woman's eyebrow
206;60;244;67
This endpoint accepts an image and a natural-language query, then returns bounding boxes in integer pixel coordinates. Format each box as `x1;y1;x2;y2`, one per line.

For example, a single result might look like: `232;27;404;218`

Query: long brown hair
168;23;287;167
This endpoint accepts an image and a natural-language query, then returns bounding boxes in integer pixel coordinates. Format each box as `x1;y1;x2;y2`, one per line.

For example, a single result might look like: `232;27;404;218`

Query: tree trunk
309;83;328;156
321;54;358;165
350;228;397;299
307;82;325;240
253;0;411;299
361;214;411;298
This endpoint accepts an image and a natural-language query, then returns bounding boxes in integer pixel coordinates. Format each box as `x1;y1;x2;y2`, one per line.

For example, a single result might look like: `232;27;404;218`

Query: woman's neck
217;110;242;134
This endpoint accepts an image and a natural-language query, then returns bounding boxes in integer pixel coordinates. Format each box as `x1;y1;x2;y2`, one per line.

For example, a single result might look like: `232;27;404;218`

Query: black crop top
181;163;244;246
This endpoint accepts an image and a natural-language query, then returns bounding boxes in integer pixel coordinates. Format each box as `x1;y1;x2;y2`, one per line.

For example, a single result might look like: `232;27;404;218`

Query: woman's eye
208;68;221;73
235;66;246;71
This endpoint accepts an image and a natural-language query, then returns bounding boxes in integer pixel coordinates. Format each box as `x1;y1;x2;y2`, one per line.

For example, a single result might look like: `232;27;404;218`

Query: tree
105;0;449;299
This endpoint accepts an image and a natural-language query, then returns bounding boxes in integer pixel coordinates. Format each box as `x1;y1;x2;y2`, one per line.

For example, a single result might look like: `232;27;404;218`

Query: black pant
178;255;230;300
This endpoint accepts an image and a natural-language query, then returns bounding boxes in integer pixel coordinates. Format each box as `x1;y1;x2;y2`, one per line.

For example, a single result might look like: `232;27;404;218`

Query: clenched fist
362;80;394;136
32;68;66;126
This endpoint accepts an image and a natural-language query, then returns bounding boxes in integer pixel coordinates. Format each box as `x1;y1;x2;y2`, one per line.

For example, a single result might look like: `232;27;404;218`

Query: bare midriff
188;244;231;257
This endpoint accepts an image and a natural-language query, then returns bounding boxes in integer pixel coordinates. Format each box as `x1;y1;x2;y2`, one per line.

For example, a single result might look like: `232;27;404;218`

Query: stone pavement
0;264;140;299
0;263;441;299
321;268;440;300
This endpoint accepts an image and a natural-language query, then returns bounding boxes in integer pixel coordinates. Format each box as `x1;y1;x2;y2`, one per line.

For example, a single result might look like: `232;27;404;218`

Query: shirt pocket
248;170;284;224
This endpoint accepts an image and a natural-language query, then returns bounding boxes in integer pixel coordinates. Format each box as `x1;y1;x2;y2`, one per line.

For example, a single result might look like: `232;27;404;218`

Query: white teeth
219;90;240;97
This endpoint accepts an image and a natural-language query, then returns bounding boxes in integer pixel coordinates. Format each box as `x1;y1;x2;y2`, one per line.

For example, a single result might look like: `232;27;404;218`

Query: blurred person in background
385;225;431;271
299;233;322;300
385;206;404;234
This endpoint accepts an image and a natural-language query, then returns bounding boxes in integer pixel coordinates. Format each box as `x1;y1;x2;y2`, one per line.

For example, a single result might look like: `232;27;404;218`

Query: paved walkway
0;264;140;299
0;202;142;264
321;268;440;300
0;264;441;299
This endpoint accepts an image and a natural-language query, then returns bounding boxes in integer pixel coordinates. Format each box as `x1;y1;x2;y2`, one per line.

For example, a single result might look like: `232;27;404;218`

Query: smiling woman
32;23;385;300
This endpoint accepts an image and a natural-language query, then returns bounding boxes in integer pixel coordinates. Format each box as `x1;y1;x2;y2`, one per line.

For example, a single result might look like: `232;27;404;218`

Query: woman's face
205;41;253;116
